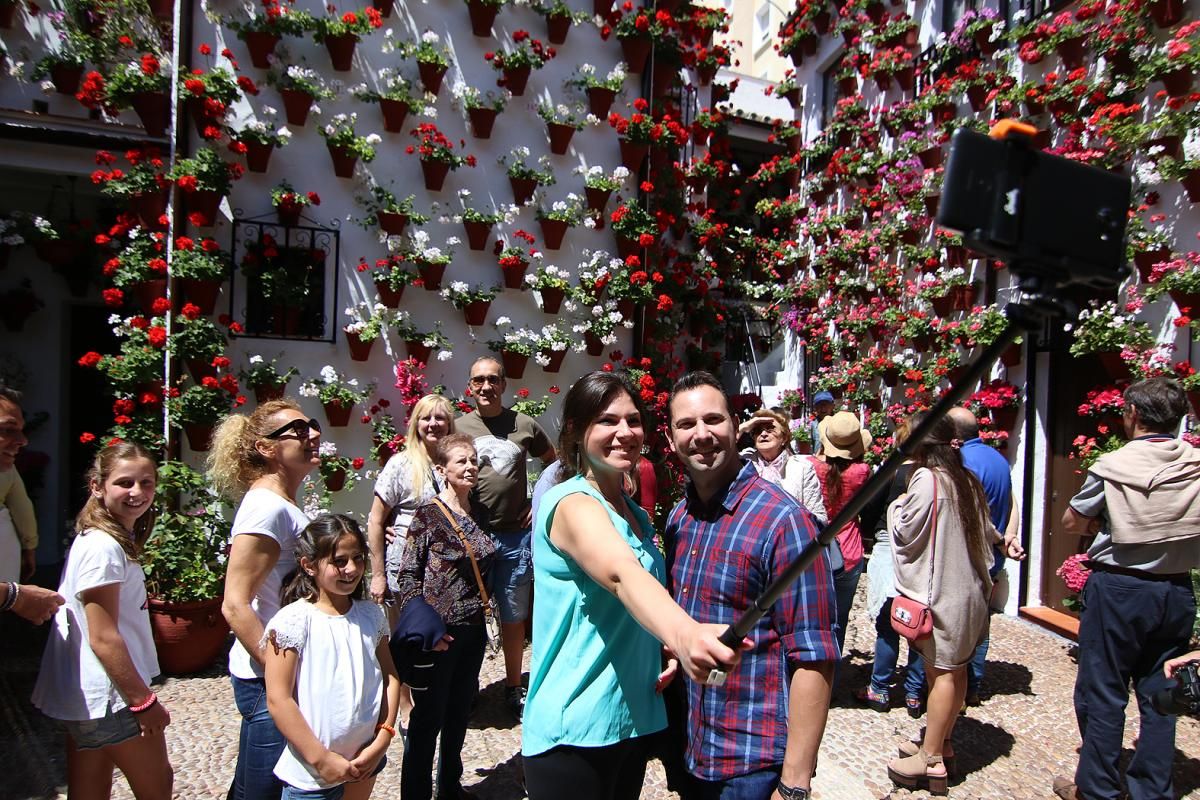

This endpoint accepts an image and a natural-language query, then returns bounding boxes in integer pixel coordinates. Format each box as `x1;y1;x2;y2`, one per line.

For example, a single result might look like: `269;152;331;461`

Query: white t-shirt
373;452;439;591
31;529;159;720
264;599;389;790
227;488;310;679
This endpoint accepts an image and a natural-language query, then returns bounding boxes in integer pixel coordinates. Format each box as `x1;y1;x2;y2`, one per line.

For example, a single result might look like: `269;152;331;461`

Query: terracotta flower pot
405;340;432;363
1187;390;1200;418
323;33;358;70
501;64;532;95
585;186;611;213
1168;288;1200;312
325;468;347;492
186;357;218;383
182;423;215;451
1095;351;1132;381
584;332;604;356
323;400;354;427
467;106;499;138
130;190;169;229
378;98;411;133
420;158;451;191
541;348;567;373
547;122;575;154
252;383;286;404
49;63;83;95
619;139;649;172
586;86;616;117
620;35;651;74
538;218;569;250
130;279;168;316
327;144;358;178
186;190;223;226
417;61;447;95
1134;247;1171;281
539;286;565;314
500;263;527;289
244;140;274;173
373;0;395;16
345;331;374;361
1161;68;1192;98
375;279;405;308
244;31;280;69
147;597;229;674
377;211;408;235
416;261;445;290
463;219;492;250
895;65;915;92
501;350;528;379
965;84;988;112
179;278;221;315
974;29;1000;55
463;300;490;326
1000;342;1023;368
130;91;169;138
1180;169;1200;203
276;204;301;227
546;12;571;44
466;0;498;36
509;176;538;205
280;89;314;126
1149;0;1184;26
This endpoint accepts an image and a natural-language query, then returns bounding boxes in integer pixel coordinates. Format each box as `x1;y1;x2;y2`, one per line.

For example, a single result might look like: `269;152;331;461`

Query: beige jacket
1089;438;1200;545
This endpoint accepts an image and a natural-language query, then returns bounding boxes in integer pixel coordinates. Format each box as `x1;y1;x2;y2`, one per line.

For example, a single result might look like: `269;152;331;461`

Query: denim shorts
490;527;533;624
281;755;388;799
62;704;141;750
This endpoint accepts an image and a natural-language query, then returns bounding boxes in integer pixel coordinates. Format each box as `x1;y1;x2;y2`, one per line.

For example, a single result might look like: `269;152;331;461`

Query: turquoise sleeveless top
521;474;668;756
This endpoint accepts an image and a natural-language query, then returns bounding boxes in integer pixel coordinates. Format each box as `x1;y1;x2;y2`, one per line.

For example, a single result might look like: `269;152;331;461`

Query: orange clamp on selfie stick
989;119;1038;141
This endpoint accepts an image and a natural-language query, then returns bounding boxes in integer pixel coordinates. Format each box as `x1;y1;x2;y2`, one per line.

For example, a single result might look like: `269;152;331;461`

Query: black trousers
1074;569;1195;800
401;623;486;800
524;734;655;800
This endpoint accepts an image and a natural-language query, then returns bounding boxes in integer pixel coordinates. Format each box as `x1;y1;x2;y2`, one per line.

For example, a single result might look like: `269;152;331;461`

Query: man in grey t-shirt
1053;377;1200;800
457;356;555;720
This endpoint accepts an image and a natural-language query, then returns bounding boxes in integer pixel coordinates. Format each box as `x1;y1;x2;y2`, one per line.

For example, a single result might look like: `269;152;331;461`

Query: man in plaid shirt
664;372;839;800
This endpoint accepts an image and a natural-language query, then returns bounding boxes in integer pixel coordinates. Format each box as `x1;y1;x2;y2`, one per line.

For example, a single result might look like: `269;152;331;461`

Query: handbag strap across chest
431;497;492;615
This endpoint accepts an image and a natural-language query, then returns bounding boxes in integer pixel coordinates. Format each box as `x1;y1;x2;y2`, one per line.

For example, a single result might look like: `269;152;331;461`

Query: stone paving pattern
5;577;1200;799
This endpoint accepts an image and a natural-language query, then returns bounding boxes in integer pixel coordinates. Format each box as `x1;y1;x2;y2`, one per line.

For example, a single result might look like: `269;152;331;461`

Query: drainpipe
1017;335;1038;609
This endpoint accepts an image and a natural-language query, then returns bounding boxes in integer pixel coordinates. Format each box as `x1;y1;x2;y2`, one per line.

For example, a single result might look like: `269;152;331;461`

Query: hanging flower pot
324;468;347;492
1000;342;1023;368
974;29;1000;55
280;88;315;126
463;300;490;326
49;63;84;95
326;144;358;178
179;278;221;315
419;158;451;191
510;176;538;205
539;286;565;314
131;279;168;316
130;91;169;138
501;64;532;95
584;331;604;356
696;63;718;86
0;1;19;28
244;140;274;173
1095;351;1132;381
418;61;448;95
501;350;528;379
1168;288;1200;311
546;12;571;44
276;204;302;227
872;71;891;91
917;144;943;169
183;423;215;451
1145;134;1183;161
378;98;411;133
782;87;800;108
323;399;354;427
467;106;499;138
1048;97;1076;121
323;33;358;71
1134;247;1171;281
616;298;636;320
837;75;858;96
345;331;374;361
1180;169;1200;203
620;35;652;74
587;86;617;117
930;293;955;317
253;382;286;404
989;406;1019;432
130;190;169;230
466;0;499;36
373;0;395;16
929;102;956;125
186;357;218;383
965;84;988;112
188;190;223;226
463;219;493;250
377;211;408;235
923;194;940;216
1161;68;1193;98
375;279;405;308
584;186;611;213
1149;0;1184;27
500;263;527;289
614;235;641;261
539;218;569;249
619;139;649;172
547;122;575;154
244;32;280;69
952;281;977;309
416;261;446;290
541;348;567;373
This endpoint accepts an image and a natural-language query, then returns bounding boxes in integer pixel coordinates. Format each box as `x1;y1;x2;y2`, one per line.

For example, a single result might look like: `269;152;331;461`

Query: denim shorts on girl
61;704;141;750
281;755;388;799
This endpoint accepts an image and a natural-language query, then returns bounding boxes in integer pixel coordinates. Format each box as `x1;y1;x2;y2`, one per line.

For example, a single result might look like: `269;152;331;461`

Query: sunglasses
469;375;503;386
263;417;322;440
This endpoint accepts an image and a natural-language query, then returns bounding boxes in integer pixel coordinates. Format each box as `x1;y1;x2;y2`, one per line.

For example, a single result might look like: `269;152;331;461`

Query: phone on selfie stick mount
706;121;1133;685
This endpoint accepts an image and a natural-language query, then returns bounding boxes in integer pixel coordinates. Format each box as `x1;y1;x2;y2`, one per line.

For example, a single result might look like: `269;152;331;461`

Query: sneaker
1051;776;1080;800
505;685;526;720
905;694;924;719
854;685;890;712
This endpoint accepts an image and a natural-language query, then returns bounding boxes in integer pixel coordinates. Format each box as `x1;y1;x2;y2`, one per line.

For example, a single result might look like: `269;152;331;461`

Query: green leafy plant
142;461;230;603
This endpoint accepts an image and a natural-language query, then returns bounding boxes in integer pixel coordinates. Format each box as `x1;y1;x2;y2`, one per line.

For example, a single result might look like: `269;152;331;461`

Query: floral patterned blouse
395;499;496;627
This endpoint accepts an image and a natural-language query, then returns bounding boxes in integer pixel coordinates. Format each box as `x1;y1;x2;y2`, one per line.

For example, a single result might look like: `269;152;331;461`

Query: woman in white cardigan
740;410;827;523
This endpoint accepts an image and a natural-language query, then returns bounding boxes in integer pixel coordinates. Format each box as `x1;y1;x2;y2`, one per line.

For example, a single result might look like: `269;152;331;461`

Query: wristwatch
776;782;809;800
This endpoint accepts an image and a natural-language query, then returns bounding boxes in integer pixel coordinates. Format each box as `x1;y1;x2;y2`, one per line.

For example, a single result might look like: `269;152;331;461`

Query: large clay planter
541;348;567;373
510;176;538;205
463;220;492;250
377;211;408;235
280;89;314;126
179;278;222;315
244;32;280;69
416;261;445;290
466;0;498;36
547;122;575;154
467;106;499;138
345;331;374;361
323;400;354;427
463;300;490;326
538;218;569;250
327;144;358;178
50;63;83;95
420;159;451;191
417;61;447;95
500;350;528;379
148;597;230;675
130;91;169;138
182;423;215;451
378;98;411;133
587;86;616;117
539;286;565;314
323;33;358;71
620;35;651;73
375;279;405;308
619;139;648;172
244;140;274;173
501;65;532;95
584;186;611;214
546;12;571;44
405;340;432;363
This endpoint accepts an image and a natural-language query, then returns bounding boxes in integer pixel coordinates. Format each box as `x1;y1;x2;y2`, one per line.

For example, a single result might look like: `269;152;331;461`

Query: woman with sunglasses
208;400;321;800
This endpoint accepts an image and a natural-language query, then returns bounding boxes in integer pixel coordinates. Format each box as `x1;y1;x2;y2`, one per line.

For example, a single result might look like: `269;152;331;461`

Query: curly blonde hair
206;399;303;501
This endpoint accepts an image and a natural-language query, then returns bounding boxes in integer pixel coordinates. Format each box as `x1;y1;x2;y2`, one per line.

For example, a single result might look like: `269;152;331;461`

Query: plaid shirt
666;461;839;782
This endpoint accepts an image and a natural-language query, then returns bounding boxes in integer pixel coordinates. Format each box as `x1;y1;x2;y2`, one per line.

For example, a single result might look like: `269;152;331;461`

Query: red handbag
890;476;938;641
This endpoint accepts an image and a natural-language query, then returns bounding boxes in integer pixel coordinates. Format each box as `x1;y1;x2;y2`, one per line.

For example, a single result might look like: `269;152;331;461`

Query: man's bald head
947;406;979;440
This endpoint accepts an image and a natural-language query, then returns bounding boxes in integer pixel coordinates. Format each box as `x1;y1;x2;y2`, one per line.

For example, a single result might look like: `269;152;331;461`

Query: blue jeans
1074;569;1194;800
870;599;925;698
489;527;533;623
281;757;387;799
695;766;783;800
833;559;863;653
229;675;286;800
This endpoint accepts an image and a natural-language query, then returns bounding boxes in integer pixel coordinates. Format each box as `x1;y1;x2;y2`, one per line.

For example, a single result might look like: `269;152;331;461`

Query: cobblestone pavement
6;578;1200;799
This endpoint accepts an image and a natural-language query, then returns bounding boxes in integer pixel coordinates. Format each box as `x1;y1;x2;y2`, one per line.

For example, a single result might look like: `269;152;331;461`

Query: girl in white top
264;514;402;799
32;442;173;799
208;399;320;800
367;393;455;604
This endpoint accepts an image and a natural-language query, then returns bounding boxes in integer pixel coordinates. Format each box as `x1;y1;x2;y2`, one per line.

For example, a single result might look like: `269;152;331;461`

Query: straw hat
818;411;872;460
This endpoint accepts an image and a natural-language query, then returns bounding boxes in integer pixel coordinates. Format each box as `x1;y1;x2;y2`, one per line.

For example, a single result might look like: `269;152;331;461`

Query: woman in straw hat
738;409;827;524
809;410;873;653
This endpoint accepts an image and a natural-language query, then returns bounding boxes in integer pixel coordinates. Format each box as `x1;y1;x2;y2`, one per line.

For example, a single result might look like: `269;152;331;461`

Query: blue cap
813;391;835;405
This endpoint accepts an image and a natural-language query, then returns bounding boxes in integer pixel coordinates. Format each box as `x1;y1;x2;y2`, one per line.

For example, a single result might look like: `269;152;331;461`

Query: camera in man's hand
1153;661;1200;716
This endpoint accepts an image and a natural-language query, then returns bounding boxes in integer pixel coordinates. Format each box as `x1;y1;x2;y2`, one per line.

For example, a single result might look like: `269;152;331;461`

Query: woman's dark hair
433;433;476;466
822;456;850;504
908;411;993;578
281;513;369;605
557;371;646;482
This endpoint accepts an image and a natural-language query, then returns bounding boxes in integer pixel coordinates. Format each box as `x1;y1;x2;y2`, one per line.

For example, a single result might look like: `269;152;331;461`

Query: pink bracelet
129;692;158;713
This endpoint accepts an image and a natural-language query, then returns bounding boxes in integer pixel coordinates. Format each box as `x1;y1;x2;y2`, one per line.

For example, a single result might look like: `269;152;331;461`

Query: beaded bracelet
376;723;396;738
0;582;18;613
129;692;158;714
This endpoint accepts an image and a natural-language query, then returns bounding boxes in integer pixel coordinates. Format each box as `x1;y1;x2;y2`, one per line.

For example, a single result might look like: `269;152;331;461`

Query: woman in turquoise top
522;371;740;800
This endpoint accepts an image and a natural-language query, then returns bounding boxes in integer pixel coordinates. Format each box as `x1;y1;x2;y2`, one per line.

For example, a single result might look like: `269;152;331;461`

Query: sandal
898;736;955;775
854;685;890;712
887;747;948;796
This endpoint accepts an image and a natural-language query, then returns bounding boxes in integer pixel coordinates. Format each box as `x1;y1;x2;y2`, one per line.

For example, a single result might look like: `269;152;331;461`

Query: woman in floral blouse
395;433;495;800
